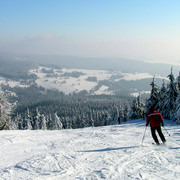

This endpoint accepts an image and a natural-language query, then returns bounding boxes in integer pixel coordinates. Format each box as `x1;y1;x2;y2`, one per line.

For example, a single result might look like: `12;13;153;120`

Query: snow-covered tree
33;108;41;130
110;107;119;125
24;108;32;130
145;76;159;114
162;67;178;120
102;111;111;126
136;93;145;117
175;93;180;124
177;71;180;90
88;111;94;127
128;98;138;120
71;116;78;129
39;114;47;130
94;111;100;127
175;71;180;123
0;88;12;130
74;115;81;128
123;105;129;122
52;113;63;130
102;112;108;126
118;106;124;123
47;114;53;130
81;113;87;128
128;94;144;120
12;113;22;130
155;79;168;115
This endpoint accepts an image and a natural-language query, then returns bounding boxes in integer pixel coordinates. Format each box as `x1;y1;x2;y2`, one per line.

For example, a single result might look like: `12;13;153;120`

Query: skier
146;107;166;145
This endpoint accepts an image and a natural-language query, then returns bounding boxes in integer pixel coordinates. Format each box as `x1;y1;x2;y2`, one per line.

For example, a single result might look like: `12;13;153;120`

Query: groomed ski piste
0;119;180;180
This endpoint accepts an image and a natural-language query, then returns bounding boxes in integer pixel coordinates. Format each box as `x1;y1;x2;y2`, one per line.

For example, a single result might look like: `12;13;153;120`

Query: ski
152;143;166;146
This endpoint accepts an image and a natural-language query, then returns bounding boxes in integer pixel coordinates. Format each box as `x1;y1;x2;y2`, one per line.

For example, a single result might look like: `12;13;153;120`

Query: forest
1;83;132;130
0;63;179;130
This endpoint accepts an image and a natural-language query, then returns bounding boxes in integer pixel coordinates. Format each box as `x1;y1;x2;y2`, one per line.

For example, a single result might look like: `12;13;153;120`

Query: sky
0;0;180;64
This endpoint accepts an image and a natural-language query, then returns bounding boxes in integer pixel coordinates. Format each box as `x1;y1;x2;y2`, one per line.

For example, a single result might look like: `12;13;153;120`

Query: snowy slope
0;119;180;180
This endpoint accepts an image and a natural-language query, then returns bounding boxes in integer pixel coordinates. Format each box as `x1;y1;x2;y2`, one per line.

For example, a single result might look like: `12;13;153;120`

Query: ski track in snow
0;119;179;180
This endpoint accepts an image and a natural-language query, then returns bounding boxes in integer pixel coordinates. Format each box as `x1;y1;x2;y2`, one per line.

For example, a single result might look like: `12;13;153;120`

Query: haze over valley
0;53;179;97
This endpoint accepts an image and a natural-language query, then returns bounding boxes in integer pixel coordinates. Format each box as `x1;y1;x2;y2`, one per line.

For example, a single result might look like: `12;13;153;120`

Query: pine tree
72;116;78;129
175;71;180;123
98;112;104;126
156;79;168;115
118;106;124;123
123;105;129;122
103;111;111;126
11;113;19;130
145;76;159;114
177;71;180;90
128;96;144;120
102;112;108;126
128;94;144;120
128;98;138;120
0;88;12;130
81;113;87;128
24;108;32;130
76;115;82;128
52;113;63;130
13;113;22;130
175;93;180;124
163;67;178;120
136;93;145;118
88;111;94;127
33;108;41;130
16;113;23;130
46;114;53;130
110;107;119;125
39;114;47;130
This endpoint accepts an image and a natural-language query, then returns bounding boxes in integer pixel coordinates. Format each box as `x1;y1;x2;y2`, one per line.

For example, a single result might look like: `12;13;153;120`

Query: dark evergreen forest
1;84;132;130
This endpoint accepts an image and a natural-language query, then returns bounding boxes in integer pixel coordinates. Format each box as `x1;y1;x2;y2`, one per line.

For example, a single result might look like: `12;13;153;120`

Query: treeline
1;84;132;130
128;68;180;123
0;58;38;80
12;95;131;130
146;69;180;121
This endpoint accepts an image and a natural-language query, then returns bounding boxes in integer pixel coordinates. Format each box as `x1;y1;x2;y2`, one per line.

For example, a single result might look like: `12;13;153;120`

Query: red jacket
146;110;164;127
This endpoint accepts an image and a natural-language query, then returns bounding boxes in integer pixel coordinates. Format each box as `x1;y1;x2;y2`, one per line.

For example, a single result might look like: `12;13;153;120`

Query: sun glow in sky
0;0;180;64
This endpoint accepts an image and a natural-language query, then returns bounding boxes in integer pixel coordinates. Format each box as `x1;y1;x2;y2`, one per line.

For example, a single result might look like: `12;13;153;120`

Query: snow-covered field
0;77;28;88
0;66;167;96
0;119;179;180
29;67;113;95
30;66;161;95
29;66;163;95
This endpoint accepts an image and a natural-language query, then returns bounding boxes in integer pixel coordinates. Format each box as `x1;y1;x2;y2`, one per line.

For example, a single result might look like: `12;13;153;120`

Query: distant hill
0;52;179;97
0;53;179;76
0;54;38;80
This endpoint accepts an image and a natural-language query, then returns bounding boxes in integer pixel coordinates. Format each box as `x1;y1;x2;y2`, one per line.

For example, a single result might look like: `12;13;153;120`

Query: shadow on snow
79;146;139;153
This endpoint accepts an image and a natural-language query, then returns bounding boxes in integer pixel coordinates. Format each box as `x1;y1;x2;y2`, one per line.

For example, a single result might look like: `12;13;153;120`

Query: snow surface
0;119;180;180
130;91;151;97
0;77;29;88
93;85;112;95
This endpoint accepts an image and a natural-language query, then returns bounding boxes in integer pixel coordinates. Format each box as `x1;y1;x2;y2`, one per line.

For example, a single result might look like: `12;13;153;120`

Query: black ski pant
151;126;166;144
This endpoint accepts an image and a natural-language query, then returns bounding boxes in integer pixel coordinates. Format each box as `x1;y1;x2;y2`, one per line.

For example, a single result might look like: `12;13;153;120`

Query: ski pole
163;126;170;136
141;126;147;146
